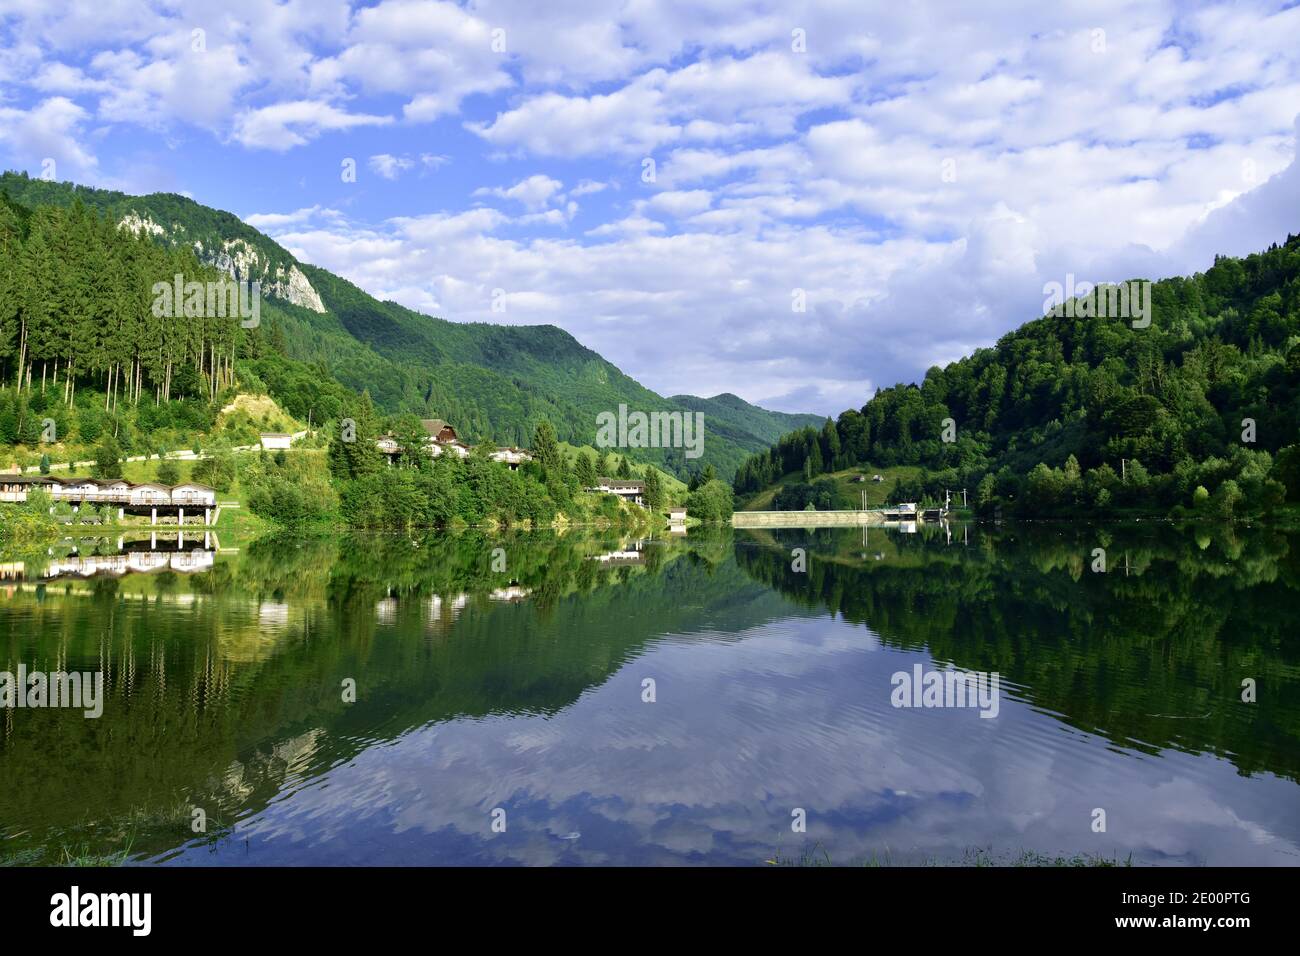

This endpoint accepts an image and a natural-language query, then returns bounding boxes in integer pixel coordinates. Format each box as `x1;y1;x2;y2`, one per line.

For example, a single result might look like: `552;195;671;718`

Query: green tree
92;433;122;479
328;392;383;481
685;479;734;523
157;458;181;485
192;440;237;492
643;466;664;512
575;451;597;488
1271;445;1300;501
533;420;560;472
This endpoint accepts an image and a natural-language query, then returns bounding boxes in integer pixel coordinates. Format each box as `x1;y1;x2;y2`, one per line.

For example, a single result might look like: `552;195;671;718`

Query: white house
129;483;172;506
489;447;533;470
430;440;471;459
587;478;646;506
170;483;217;508
260;433;293;450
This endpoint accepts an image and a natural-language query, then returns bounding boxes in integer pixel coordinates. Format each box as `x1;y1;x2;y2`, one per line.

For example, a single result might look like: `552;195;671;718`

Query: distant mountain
0;172;820;478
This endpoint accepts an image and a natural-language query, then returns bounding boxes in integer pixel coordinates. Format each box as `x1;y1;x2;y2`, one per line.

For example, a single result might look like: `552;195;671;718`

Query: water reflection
0;532;218;583
0;523;1296;866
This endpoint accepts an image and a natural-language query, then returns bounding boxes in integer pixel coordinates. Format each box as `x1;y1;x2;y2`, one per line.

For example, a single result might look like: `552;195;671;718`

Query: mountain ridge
0;171;821;479
734;230;1300;517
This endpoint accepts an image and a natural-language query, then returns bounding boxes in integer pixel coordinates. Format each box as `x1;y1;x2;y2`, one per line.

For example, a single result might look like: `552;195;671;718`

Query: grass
1;839;135;867
558;441;690;499
739;463;925;512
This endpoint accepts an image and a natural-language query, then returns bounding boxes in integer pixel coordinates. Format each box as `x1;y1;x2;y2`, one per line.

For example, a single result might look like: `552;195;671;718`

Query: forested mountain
735;233;1300;517
0;172;819;479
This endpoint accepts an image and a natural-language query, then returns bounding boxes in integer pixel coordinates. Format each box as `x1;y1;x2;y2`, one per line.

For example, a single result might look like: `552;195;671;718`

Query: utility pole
1121;458;1127;481
962;487;967;507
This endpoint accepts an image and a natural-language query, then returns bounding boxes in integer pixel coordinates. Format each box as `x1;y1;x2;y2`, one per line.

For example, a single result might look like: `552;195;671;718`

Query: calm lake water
1;523;1298;866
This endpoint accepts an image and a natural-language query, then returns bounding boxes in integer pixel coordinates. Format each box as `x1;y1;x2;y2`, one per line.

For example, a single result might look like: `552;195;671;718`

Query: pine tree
327;392;384;480
575;450;597;488
533;419;560;472
644;467;664;511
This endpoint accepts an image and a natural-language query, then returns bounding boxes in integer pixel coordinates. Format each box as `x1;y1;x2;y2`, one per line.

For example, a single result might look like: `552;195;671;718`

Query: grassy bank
739;464;924;511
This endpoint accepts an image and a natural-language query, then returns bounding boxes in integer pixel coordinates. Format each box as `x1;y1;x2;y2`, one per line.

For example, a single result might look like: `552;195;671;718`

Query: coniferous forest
0;189;356;459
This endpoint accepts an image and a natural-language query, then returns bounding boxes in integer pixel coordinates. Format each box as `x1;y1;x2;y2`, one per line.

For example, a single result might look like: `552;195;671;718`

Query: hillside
0;171;820;478
735;233;1300;518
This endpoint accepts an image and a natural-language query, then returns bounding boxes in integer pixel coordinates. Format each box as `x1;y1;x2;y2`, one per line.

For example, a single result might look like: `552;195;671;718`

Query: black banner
0;864;1282;942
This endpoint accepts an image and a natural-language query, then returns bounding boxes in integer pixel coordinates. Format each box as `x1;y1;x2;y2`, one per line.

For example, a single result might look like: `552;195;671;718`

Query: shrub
686;479;734;523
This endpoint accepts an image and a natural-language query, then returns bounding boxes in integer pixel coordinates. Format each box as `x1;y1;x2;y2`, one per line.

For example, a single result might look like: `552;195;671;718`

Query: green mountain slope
735;233;1300;517
0;171;819;478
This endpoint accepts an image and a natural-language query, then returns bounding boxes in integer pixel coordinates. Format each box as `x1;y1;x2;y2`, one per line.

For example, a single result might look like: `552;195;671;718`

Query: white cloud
2;0;1299;413
570;179;609;197
474;174;564;211
369;152;451;179
313;0;513;121
244;205;343;229
471;50;854;158
646;189;713;218
369;154;413;179
233;100;392;150
0;97;98;178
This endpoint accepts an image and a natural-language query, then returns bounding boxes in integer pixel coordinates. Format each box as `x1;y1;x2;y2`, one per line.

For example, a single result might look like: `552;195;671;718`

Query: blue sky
1;0;1298;414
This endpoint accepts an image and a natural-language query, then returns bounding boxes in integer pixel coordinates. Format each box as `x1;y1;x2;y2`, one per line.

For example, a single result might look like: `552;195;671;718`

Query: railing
49;490;130;502
172;495;215;506
4;488;214;507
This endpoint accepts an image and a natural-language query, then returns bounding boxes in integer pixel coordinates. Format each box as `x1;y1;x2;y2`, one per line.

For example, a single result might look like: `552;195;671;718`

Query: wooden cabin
421;419;460;444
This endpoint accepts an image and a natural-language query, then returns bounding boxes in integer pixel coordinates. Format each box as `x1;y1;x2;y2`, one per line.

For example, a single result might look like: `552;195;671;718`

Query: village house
374;418;532;469
587;477;646;506
429;439;471;460
489;447;533;470
421;419;459;443
260;433;293;450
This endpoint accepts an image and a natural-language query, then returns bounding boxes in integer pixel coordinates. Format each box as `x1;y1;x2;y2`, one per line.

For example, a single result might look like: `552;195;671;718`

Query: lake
1;522;1297;866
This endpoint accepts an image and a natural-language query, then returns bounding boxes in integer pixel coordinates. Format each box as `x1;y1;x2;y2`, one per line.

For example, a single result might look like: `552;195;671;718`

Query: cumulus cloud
473;174;564;211
244;205;344;229
233;100;391;150
313;0;513;120
0;97;98;178
1;0;1298;413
